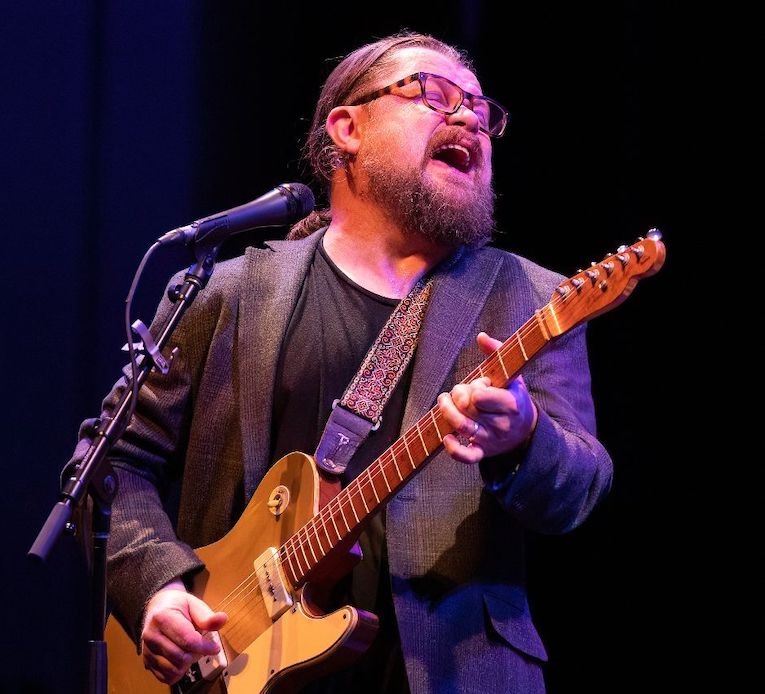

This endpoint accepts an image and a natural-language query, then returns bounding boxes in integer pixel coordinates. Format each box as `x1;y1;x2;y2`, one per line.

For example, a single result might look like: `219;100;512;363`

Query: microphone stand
29;243;221;694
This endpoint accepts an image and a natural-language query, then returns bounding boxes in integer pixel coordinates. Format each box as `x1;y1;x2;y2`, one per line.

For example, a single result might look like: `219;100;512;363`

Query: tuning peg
601;261;614;276
571;278;585;290
617;253;629;267
647;227;663;241
617;245;628;253
585;267;600;281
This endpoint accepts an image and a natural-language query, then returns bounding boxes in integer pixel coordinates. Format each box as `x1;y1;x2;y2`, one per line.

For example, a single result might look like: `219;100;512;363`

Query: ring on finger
468;420;480;444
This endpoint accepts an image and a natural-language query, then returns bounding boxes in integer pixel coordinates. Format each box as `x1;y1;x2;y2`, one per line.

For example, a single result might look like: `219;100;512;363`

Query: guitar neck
279;308;554;588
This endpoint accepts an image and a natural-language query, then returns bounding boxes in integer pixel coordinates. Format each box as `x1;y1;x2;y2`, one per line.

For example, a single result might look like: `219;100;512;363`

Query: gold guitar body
105;452;378;693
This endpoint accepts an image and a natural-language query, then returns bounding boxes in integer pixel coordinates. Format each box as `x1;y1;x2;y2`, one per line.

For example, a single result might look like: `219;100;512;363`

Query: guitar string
207;278;599;623
207;256;640;623
209;294;570;620
268;288;575;569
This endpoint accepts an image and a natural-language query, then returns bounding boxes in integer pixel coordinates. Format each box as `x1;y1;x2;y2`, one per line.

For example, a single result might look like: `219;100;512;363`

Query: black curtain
2;2;704;692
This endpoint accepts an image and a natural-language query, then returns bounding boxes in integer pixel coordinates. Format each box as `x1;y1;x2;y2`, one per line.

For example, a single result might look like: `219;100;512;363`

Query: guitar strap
314;275;434;476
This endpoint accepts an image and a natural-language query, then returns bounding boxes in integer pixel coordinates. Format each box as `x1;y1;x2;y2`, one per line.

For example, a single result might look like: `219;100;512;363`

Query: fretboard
279;306;555;587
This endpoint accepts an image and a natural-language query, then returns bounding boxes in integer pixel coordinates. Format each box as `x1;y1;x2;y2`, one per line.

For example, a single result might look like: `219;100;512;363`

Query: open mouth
431;143;473;173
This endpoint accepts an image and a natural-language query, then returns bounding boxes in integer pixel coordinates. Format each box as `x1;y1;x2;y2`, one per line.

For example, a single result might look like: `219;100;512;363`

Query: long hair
289;31;471;239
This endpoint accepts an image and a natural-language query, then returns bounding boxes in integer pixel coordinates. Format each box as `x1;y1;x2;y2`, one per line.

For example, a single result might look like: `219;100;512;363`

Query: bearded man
97;31;612;694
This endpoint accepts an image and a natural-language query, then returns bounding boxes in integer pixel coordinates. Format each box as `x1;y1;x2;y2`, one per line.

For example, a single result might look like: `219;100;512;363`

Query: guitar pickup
255;547;294;619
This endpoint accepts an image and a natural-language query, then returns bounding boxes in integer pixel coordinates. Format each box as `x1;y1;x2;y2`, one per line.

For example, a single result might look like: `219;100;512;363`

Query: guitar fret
358;482;370;513
534;309;551;341
348;495;360;524
378;459;392;492
284;541;300;580
402;435;415;468
312;520;325;555
298;537;310;573
430;409;442;439
367;467;380;503
517;334;529;361
338;501;350;532
416;424;429;456
391;450;404;481
304;528;318;563
319;514;333;551
543;304;560;336
497;349;509;379
328;505;341;541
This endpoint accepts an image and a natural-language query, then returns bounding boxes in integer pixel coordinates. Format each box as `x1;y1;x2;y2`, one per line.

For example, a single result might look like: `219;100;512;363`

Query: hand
439;332;538;465
141;579;228;685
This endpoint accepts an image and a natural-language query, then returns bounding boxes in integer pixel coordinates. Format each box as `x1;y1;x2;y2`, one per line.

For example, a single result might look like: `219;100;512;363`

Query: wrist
144;579;188;620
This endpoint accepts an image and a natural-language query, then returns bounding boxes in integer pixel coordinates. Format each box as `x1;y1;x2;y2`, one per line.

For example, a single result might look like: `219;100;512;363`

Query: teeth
433;144;471;170
436;144;470;159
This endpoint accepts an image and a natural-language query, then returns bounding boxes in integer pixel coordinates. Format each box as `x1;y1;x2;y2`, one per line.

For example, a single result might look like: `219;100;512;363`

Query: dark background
2;2;706;692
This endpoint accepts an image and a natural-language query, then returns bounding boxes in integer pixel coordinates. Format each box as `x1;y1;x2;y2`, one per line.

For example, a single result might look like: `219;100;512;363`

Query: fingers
187;593;229;634
438;385;485;438
438;350;537;463
476;331;503;355
141;588;228;685
439;383;488;464
443;432;484;464
142;627;194;684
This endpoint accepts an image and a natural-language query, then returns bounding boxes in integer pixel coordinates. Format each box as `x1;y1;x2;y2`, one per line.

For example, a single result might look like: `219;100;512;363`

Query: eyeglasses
351;71;509;138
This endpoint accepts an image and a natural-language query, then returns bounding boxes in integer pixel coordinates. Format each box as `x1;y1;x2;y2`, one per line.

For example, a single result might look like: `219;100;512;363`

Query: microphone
157;182;315;248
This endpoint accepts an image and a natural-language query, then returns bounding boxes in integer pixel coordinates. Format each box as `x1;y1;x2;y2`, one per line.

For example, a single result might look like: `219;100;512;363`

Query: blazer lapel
238;231;324;499
402;247;502;433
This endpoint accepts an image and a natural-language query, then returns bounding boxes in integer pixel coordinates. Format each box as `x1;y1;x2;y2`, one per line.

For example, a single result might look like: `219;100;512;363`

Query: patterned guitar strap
314;275;434;476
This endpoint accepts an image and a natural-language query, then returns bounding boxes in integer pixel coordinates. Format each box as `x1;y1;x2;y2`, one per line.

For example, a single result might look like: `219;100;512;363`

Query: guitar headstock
545;229;666;336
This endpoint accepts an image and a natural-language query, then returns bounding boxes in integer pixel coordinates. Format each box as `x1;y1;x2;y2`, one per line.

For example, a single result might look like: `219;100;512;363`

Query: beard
357;127;496;248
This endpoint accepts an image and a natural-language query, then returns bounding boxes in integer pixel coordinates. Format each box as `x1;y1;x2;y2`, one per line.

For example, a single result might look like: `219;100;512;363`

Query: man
97;32;612;693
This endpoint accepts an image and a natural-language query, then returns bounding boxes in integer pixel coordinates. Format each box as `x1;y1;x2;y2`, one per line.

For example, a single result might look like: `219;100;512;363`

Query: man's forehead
382;46;482;95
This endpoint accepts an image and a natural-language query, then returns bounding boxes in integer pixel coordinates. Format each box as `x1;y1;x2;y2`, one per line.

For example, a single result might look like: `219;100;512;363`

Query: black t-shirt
271;239;411;693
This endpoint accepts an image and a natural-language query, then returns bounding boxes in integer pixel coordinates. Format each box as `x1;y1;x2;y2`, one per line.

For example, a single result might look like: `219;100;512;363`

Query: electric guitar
105;231;666;693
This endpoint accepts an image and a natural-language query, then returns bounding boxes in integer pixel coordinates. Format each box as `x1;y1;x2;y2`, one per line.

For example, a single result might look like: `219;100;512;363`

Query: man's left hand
439;332;538;464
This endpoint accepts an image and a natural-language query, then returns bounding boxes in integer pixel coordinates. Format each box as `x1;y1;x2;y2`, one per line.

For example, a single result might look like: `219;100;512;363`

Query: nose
445;99;481;133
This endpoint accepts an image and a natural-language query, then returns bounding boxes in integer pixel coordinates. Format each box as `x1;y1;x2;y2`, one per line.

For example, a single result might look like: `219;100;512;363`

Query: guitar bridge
255;547;294;619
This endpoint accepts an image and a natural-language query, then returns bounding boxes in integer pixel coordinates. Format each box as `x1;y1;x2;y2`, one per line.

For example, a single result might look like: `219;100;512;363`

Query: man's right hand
141;579;229;685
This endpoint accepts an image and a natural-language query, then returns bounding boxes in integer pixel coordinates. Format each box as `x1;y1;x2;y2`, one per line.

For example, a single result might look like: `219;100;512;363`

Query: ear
326;105;365;157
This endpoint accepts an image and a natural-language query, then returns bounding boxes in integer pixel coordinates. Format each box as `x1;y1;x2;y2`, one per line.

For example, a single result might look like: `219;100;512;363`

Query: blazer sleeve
69;271;222;642
479;321;613;534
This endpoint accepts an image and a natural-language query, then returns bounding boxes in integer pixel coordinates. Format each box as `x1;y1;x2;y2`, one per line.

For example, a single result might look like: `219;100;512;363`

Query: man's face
354;47;496;247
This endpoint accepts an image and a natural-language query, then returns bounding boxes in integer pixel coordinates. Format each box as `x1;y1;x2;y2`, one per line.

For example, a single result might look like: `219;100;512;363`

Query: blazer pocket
483;592;548;662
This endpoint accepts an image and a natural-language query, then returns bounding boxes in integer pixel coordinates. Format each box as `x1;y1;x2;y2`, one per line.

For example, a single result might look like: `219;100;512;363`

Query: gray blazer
96;229;612;693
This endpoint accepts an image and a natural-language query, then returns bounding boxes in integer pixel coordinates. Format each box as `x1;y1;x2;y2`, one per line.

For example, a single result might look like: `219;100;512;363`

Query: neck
323;185;455;299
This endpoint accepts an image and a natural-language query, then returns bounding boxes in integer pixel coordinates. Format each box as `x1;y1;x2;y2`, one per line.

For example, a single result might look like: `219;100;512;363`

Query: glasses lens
422;74;461;112
422;74;507;137
475;97;507;136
